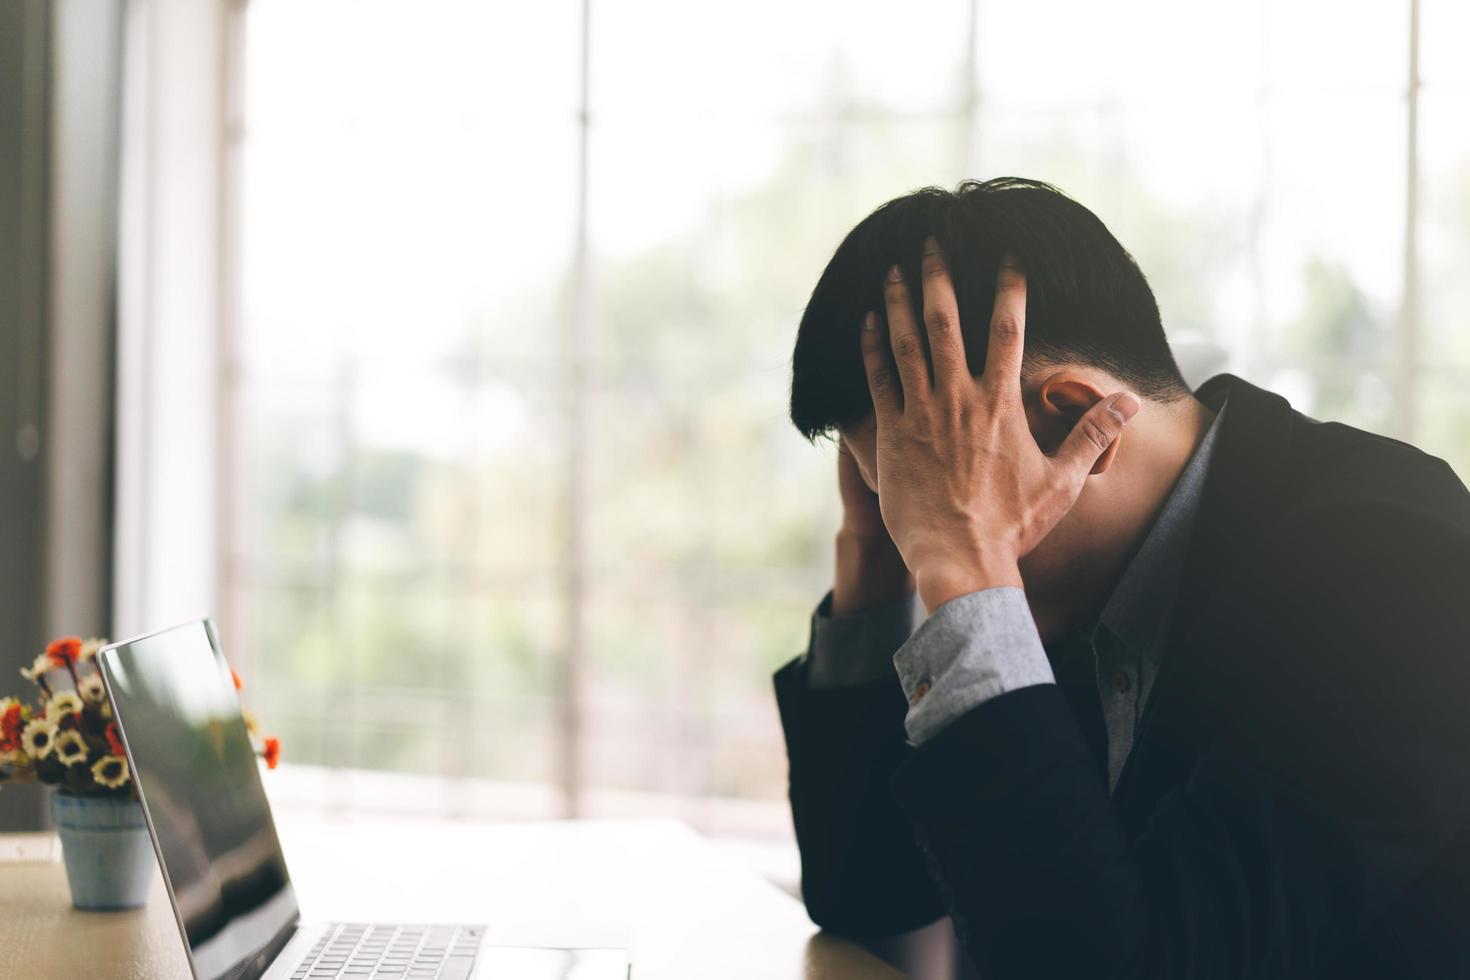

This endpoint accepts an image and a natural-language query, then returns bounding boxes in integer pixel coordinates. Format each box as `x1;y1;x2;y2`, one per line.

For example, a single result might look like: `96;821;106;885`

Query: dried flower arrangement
0;636;280;796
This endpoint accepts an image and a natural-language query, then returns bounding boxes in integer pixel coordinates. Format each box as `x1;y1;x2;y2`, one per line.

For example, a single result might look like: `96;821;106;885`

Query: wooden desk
0;818;899;980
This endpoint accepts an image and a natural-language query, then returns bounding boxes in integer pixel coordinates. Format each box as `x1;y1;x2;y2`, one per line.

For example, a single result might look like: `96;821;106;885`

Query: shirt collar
1095;400;1228;659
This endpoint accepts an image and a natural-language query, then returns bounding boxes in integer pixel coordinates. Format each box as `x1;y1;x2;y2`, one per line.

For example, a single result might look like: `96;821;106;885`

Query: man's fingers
1054;392;1141;485
919;238;966;392
883;264;930;401
860;311;901;421
983;254;1027;391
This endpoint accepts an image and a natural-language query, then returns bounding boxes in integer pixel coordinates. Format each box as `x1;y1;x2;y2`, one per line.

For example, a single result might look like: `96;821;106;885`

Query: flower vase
51;791;157;910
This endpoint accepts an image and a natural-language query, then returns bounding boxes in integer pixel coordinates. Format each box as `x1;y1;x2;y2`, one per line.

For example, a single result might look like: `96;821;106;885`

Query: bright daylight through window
224;0;1470;836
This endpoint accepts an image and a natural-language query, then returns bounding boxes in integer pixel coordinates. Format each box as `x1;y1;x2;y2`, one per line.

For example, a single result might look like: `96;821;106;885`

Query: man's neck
1028;395;1218;640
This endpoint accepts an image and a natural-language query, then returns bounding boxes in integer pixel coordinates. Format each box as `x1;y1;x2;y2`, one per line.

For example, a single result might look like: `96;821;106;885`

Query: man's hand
861;241;1140;613
832;441;914;617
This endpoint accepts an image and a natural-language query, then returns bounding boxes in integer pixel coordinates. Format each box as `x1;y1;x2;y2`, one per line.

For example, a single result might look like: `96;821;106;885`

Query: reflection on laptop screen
101;621;297;980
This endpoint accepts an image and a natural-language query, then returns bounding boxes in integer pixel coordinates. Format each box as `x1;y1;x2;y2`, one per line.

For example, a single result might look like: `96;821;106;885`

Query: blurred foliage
233;48;1470;808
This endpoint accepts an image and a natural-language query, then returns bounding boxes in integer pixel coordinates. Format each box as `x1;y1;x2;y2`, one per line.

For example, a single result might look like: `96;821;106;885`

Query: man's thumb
1055;391;1140;477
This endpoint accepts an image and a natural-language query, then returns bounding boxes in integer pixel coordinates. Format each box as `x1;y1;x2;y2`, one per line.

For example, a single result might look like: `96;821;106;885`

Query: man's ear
1028;371;1124;475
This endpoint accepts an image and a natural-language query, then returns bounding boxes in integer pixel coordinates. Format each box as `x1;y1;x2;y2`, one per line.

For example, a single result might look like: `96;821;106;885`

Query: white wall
46;0;124;642
112;0;229;639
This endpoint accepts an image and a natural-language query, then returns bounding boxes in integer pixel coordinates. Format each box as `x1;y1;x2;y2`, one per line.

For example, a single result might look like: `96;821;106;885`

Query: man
775;177;1470;978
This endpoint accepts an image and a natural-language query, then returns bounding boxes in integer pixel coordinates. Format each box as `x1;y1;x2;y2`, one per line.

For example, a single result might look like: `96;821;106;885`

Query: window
223;0;1468;834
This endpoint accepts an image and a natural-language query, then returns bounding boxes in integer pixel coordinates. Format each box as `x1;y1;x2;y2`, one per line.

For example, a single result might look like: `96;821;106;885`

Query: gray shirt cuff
804;590;922;688
894;587;1055;745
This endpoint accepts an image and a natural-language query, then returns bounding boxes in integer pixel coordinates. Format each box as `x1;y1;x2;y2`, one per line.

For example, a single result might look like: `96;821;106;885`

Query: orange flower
0;701;24;752
104;721;125;757
263;737;281;770
231;668;243;691
46;636;82;668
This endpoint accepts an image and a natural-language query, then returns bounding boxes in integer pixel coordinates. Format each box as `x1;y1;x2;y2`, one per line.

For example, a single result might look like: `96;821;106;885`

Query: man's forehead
837;414;876;440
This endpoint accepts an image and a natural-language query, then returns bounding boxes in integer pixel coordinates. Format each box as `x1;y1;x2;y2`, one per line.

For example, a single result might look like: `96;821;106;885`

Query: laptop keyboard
292;923;485;980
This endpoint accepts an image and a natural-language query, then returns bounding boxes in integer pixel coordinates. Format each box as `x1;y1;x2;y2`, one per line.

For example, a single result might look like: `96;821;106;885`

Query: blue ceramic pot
51;792;157;910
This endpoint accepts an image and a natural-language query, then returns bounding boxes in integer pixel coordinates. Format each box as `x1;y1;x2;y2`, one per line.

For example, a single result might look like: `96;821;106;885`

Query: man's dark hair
789;177;1191;440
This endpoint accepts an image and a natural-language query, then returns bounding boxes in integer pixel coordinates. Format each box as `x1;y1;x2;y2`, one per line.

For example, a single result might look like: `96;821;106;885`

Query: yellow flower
78;638;107;663
19;653;53;682
53;729;88;767
21;719;57;760
47;692;84;721
91;754;129;789
78;674;106;704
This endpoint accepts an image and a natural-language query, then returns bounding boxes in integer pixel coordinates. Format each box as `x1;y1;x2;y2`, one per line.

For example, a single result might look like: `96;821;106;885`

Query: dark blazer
775;374;1470;979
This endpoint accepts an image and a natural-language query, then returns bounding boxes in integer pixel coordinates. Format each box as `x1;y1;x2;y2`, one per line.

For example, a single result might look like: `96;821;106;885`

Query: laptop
98;619;630;980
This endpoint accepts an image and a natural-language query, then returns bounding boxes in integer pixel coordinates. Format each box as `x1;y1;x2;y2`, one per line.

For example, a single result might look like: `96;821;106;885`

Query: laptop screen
100;620;298;980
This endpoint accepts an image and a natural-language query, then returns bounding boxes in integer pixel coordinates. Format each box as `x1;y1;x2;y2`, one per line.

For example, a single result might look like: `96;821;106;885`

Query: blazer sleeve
888;501;1470;979
773;655;947;937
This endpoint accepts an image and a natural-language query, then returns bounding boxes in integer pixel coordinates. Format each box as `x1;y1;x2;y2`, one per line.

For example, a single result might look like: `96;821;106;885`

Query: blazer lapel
1110;374;1301;821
